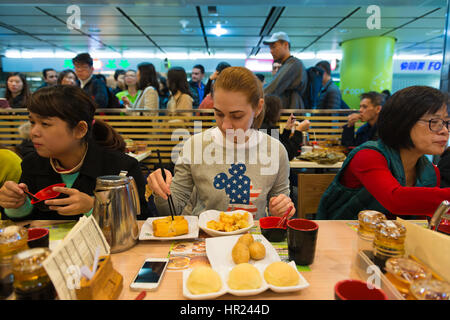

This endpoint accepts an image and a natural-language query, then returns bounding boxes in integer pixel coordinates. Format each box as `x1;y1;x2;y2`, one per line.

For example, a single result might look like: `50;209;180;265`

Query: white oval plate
139;216;199;240
198;210;254;237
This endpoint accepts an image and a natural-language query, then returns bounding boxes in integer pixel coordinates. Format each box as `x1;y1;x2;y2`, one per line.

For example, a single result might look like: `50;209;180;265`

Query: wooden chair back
297;173;336;219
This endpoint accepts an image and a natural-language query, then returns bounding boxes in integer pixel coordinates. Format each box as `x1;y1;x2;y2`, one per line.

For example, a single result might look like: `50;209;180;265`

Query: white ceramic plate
225;264;269;297
198;210;254;237
182;261;309;299
182;268;228;300
205;234;280;270
264;261;310;293
139;216;199;240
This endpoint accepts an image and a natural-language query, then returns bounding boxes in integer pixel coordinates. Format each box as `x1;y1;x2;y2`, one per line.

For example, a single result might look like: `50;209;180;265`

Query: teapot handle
128;176;141;216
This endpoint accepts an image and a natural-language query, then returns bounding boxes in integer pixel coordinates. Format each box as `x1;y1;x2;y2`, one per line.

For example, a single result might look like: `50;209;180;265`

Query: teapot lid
96;175;130;187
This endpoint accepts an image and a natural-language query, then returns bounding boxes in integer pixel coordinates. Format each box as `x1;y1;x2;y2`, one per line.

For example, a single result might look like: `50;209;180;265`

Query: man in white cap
263;31;308;109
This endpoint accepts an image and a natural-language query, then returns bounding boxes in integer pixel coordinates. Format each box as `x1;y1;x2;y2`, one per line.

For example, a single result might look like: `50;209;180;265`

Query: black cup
27;228;49;248
287;219;318;266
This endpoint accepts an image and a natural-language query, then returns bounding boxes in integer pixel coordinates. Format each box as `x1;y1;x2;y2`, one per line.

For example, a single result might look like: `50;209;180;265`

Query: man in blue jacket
341;91;385;147
72;53;109;108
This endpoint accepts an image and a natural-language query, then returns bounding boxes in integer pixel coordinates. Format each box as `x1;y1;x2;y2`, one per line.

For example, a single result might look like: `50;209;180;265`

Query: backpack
301;66;324;109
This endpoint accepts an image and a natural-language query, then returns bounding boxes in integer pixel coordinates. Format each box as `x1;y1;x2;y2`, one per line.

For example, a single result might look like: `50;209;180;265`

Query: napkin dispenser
75;255;123;300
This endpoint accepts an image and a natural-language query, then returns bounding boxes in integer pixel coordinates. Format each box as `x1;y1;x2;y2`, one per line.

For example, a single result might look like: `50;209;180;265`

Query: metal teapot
92;171;140;253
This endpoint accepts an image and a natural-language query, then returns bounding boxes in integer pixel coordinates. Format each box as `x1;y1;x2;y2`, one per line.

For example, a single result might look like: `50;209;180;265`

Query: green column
340;36;395;109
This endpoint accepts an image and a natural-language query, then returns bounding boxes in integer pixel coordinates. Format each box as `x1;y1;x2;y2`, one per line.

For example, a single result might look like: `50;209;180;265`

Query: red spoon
276;206;293;228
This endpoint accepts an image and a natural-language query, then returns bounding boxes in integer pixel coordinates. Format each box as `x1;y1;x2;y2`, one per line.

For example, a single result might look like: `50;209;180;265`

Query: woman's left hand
269;194;296;218
45;187;95;216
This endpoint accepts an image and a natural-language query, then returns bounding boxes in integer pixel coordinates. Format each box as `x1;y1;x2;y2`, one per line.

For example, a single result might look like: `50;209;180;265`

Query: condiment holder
75;255;123;300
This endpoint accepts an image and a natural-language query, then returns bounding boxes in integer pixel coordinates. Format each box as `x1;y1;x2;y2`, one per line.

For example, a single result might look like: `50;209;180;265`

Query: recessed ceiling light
211;23;227;37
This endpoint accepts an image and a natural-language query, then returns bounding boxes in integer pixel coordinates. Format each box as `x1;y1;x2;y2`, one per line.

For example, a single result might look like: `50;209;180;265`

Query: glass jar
385;257;432;298
12;247;55;300
357;210;386;252
410;279;450;300
373;220;406;270
0;224;28;299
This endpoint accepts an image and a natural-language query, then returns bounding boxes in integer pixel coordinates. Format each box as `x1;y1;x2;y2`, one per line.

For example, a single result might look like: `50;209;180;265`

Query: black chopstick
156;149;175;220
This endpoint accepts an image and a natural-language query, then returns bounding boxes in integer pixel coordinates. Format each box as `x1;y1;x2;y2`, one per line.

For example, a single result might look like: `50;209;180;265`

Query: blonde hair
214;67;265;129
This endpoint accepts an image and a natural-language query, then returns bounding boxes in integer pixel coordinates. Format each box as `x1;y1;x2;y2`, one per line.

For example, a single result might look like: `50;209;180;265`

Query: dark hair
193;64;205;74
5;72;31;107
158;75;169;97
263;95;282;127
72;53;93;67
167;67;192;97
360;91;385;107
57;69;78;85
216;62;231;73
382;89;391;98
27;85;125;152
378;86;448;151
255;73;265;83
137;62;160;95
42;68;56;79
316;61;331;75
114;69;126;81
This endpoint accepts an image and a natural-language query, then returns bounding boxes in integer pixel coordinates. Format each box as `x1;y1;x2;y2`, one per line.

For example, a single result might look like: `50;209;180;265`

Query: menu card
42;215;110;300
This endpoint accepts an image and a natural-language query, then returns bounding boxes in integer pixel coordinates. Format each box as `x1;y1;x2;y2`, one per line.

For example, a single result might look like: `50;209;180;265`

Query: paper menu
42;215;110;300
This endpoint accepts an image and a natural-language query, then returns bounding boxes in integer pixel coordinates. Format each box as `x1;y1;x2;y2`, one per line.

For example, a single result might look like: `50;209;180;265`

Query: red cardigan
339;149;449;218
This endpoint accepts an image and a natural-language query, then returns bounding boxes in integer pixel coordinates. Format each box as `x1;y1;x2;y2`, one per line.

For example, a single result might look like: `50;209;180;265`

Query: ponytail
91;119;126;152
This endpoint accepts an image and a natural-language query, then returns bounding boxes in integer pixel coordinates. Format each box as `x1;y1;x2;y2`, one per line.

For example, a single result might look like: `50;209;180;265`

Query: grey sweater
154;127;290;220
264;55;307;109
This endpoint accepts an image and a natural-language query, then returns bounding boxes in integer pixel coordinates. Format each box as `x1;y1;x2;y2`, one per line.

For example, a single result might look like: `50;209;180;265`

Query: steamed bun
187;266;222;295
264;262;299;287
227;263;262;290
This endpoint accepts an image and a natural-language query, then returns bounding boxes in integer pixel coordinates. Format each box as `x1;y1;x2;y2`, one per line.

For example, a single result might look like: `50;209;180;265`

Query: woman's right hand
147;168;173;200
0;181;28;209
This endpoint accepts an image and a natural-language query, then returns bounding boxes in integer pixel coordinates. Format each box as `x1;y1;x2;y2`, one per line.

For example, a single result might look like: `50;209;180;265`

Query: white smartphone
130;258;169;291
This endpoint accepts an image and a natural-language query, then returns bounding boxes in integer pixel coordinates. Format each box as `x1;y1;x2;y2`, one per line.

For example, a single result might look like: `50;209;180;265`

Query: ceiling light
211;23;227;37
5;50;22;58
90;52;122;59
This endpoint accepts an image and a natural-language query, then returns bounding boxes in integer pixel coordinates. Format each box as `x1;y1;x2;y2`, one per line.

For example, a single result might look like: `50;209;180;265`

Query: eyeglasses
418;118;450;132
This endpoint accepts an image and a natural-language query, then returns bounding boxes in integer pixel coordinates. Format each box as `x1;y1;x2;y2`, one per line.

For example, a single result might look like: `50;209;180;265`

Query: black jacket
259;124;303;161
438;148;450;188
82;75;109;108
341;122;378;147
15;140;149;220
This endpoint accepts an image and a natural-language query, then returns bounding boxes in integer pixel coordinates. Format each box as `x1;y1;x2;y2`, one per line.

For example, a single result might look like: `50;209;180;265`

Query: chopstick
24;189;40;202
156;149;175;221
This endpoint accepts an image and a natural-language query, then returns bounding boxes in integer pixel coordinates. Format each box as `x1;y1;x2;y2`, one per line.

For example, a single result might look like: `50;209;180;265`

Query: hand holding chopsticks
269;194;296;218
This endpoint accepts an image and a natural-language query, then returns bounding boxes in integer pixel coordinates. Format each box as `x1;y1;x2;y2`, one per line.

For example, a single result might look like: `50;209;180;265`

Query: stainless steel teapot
92;171;140;253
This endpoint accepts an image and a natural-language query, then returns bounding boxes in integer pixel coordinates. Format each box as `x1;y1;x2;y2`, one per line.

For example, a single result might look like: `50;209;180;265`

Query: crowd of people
1;30;450;225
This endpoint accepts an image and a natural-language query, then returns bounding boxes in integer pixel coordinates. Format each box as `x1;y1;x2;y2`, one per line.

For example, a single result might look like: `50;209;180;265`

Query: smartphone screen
133;261;167;284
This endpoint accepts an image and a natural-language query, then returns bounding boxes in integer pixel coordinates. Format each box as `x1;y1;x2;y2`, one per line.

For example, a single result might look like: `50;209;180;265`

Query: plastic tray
352;250;405;300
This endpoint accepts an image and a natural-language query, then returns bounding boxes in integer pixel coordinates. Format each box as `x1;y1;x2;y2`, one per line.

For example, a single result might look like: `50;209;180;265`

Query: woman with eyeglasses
317;85;450;220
